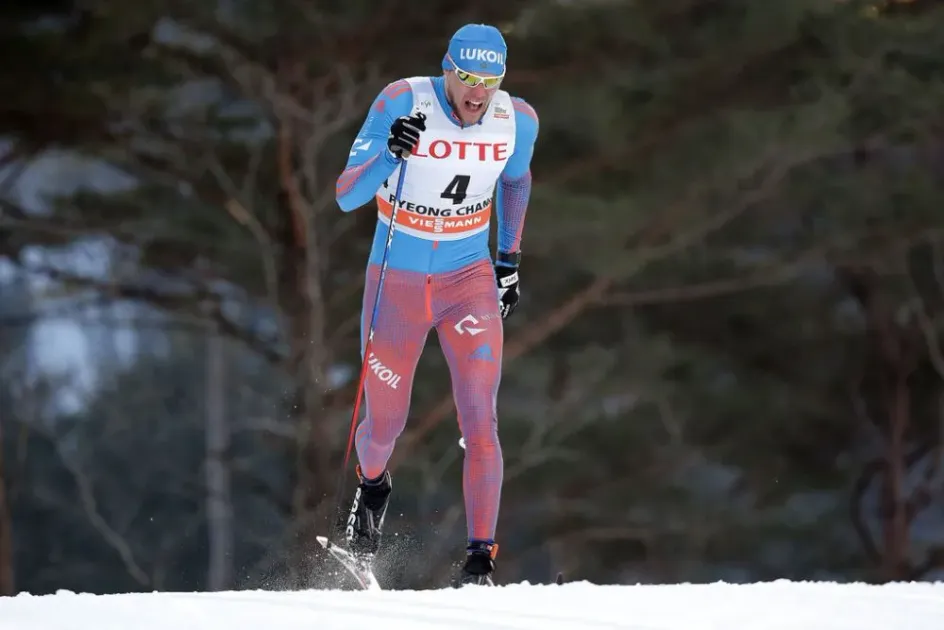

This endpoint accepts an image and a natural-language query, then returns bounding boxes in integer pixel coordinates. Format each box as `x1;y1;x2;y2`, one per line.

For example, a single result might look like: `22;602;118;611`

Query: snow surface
2;580;943;629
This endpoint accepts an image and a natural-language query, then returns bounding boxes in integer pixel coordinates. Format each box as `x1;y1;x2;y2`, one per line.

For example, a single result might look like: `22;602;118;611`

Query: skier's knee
459;415;500;451
357;413;407;448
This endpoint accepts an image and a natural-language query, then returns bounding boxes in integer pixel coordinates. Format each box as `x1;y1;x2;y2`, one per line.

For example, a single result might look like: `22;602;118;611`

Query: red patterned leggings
354;259;503;543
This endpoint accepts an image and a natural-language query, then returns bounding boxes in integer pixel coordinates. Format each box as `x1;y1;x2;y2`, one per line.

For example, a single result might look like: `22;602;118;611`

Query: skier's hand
387;112;426;159
495;251;520;319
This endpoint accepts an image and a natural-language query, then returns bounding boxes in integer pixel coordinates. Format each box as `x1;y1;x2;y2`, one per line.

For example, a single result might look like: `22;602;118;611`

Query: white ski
316;535;381;591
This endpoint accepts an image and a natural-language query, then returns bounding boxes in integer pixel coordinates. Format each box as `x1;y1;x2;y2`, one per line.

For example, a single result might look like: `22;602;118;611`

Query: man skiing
334;23;538;586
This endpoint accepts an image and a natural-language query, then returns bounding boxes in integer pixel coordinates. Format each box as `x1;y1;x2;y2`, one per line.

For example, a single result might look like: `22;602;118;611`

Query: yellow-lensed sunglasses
448;56;504;89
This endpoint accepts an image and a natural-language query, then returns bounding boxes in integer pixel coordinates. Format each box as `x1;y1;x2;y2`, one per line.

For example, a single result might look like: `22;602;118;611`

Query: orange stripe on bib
375;194;492;238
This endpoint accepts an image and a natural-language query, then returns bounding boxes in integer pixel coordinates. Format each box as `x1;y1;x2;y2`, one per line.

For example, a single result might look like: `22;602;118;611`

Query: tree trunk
278;114;334;586
844;267;917;582
0;416;15;595
205;329;233;591
881;370;911;581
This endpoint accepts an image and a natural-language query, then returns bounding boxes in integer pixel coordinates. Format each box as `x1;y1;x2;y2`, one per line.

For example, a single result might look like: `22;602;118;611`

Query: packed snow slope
3;580;944;629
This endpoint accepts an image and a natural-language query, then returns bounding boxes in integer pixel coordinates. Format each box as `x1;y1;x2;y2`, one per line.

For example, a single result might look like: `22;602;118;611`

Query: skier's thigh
436;265;503;427
361;267;431;427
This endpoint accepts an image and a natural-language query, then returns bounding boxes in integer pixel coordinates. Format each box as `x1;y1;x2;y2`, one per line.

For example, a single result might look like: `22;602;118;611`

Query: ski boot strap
467;540;499;559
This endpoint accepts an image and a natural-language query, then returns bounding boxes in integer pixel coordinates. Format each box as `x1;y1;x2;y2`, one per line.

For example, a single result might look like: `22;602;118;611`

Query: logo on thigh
469;343;495;362
367;352;401;389
454;313;497;336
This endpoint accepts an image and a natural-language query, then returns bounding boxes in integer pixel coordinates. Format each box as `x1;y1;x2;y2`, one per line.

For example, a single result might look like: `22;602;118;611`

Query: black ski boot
343;465;392;561
454;540;497;586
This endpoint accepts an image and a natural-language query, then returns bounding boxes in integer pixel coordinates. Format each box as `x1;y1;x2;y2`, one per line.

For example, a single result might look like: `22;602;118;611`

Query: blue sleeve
335;80;414;212
495;97;539;256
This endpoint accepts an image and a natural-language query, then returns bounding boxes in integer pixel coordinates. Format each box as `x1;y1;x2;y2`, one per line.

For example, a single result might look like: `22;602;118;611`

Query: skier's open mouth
464;99;484;113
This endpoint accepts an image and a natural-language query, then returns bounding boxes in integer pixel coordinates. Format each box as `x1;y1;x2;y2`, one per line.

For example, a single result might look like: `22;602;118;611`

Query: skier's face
444;62;503;125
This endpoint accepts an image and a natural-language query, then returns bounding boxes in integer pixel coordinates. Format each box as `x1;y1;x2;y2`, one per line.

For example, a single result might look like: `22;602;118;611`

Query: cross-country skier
334;23;538;586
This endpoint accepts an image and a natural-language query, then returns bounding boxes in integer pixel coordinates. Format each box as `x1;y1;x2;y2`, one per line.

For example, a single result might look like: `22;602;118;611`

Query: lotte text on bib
375;77;517;241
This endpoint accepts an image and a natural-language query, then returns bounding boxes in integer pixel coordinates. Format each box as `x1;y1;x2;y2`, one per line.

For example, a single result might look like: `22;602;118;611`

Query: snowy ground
2;580;943;629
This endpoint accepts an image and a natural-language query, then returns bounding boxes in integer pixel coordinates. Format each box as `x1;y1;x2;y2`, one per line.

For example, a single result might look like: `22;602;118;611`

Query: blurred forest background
3;0;944;596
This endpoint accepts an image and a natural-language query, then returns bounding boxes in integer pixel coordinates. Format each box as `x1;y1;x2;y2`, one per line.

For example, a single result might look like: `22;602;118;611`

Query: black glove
495;251;521;319
387;112;426;158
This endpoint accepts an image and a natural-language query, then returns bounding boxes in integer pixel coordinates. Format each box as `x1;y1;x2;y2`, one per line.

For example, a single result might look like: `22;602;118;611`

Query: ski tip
316;535;331;549
555;572;564;585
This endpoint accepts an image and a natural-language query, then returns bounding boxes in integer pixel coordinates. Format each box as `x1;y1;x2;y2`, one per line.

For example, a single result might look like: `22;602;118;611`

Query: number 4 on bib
441;174;470;204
